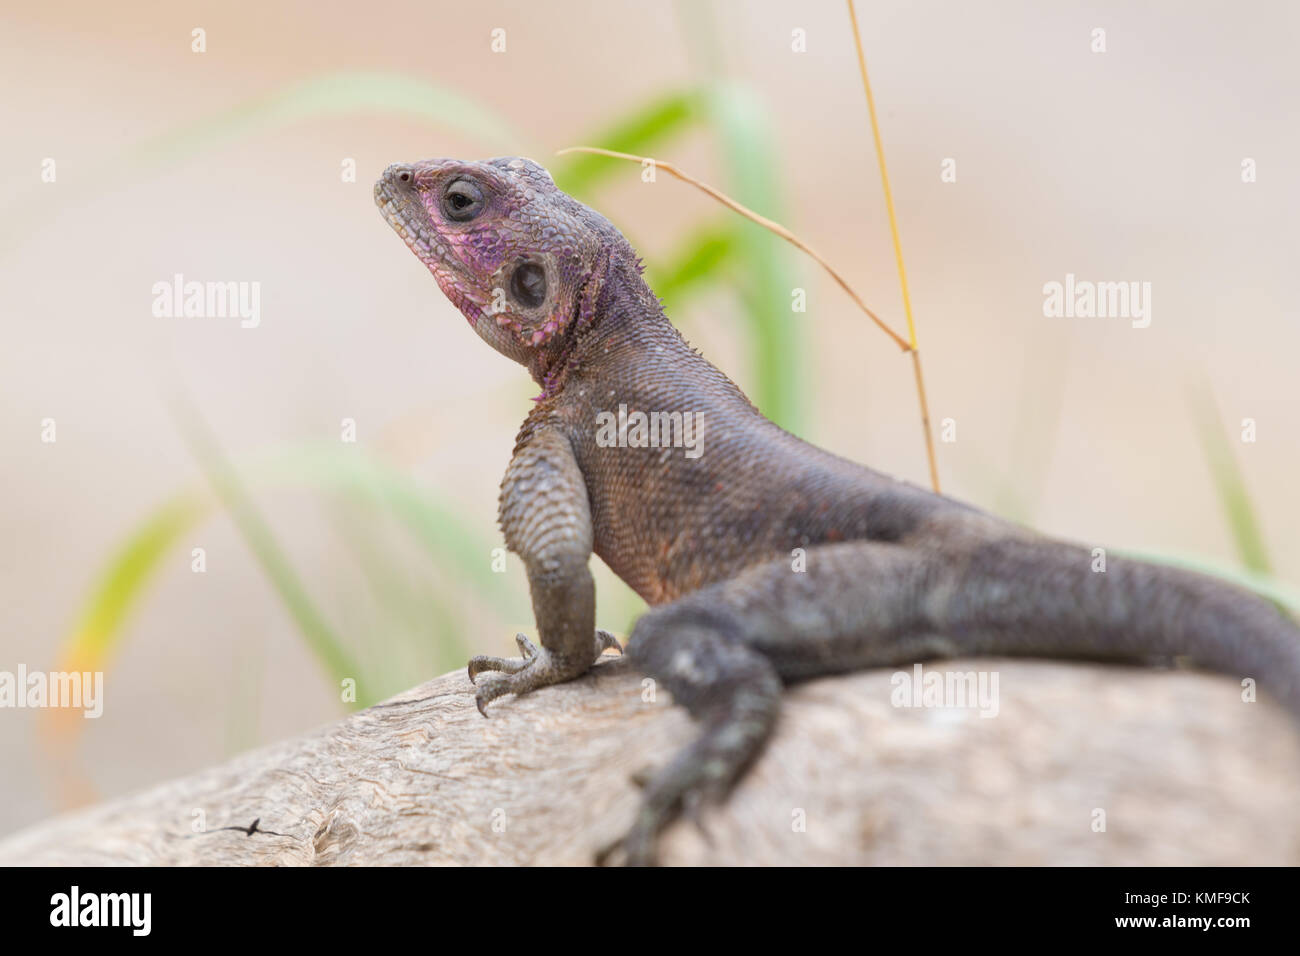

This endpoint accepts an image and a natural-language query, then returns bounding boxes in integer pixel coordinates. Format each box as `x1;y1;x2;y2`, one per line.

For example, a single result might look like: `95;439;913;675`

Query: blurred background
1;0;1297;838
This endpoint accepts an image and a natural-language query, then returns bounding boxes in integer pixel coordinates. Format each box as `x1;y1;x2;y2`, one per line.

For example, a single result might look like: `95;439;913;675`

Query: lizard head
374;156;622;373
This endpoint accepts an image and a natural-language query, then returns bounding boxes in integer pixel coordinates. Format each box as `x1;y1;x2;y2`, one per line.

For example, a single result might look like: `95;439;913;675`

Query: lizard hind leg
599;605;782;866
598;540;951;865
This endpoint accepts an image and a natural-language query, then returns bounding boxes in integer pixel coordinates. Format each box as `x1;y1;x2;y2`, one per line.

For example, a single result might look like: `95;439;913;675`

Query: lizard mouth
373;180;440;264
374;179;485;321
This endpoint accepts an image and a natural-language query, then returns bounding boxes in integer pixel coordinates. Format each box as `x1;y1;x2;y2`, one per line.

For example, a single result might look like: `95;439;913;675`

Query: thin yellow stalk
556;143;942;492
847;0;941;492
555;145;912;353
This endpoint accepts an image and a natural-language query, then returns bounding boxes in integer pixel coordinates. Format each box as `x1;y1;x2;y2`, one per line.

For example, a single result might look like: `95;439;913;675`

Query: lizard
374;155;1300;865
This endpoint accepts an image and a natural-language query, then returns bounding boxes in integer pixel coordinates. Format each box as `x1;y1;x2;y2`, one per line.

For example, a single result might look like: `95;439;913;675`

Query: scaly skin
375;157;1300;865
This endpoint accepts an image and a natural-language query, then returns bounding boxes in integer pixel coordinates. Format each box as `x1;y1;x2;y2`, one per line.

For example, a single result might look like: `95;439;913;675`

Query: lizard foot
593;621;781;866
467;629;621;716
594;756;726;867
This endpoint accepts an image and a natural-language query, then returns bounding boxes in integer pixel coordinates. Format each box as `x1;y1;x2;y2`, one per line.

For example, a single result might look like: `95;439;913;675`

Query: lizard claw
514;632;539;659
595;739;735;866
629;765;656;789
468;629;622;714
475;679;514;716
595;812;661;867
467;633;539;685
595;628;623;656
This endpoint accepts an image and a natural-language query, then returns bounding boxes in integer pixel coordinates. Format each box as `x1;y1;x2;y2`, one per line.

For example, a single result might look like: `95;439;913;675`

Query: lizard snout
381;163;417;193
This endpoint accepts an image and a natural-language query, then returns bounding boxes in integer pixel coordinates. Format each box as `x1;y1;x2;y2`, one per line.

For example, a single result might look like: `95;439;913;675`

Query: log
1;657;1296;865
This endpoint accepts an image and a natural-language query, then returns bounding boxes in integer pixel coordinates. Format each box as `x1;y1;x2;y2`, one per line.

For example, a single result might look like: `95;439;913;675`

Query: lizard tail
940;535;1300;719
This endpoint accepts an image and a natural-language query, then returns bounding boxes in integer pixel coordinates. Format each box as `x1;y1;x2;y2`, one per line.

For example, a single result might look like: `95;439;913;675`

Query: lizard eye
442;179;485;222
509;261;547;309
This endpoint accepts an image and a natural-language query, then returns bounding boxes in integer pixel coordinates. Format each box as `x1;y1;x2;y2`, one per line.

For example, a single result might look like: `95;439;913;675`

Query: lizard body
375;156;1300;865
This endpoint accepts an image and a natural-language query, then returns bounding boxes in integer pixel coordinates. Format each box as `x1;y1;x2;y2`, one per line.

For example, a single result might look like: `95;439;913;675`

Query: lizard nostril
388;164;414;188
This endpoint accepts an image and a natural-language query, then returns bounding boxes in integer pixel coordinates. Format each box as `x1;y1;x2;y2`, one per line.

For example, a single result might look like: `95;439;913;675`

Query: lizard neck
529;246;671;396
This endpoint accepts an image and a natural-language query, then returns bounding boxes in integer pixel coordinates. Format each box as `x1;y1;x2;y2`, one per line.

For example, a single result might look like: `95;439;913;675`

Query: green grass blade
326;505;468;693
247;445;527;621
171;400;367;701
1118;548;1299;615
60;494;211;673
550;91;701;195
2;71;519;258
58;442;522;693
706;83;803;433
125;71;518;173
644;223;738;309
1188;385;1272;574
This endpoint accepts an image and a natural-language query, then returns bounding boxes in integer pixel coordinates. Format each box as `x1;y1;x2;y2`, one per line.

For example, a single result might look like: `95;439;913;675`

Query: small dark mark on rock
206;816;289;838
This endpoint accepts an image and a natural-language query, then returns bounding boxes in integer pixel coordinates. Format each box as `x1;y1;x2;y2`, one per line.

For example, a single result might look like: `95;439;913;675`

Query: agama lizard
374;156;1300;865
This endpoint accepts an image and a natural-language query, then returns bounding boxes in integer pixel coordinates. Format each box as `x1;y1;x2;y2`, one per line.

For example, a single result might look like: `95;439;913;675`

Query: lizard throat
533;290;590;399
374;182;484;323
